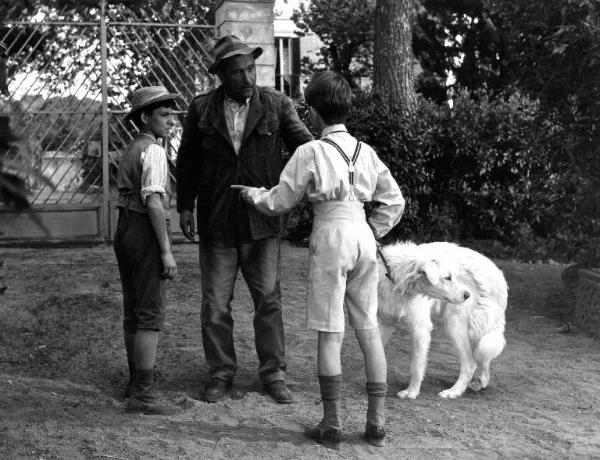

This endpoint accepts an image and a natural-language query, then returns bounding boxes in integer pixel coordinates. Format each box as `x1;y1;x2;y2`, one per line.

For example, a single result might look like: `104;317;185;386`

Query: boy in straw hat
114;85;184;415
233;70;404;448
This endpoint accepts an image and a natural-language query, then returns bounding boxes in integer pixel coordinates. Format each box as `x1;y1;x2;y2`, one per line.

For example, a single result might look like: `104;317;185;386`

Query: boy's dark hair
304;70;352;124
131;99;176;127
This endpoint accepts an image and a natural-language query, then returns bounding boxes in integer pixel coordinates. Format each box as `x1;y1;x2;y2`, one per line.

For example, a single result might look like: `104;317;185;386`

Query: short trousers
306;201;379;333
113;208;167;332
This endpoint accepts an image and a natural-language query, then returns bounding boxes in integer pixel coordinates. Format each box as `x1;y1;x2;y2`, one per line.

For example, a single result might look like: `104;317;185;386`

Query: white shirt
246;124;405;238
140;143;169;204
224;94;251;154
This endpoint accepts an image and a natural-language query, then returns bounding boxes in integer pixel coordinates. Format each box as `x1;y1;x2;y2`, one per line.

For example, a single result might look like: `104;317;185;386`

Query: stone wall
214;0;276;87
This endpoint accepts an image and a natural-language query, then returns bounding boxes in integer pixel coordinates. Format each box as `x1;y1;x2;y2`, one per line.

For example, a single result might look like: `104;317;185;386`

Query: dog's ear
419;259;441;285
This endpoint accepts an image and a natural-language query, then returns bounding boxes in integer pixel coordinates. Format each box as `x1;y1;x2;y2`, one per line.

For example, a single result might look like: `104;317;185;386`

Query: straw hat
208;35;263;74
126;86;179;120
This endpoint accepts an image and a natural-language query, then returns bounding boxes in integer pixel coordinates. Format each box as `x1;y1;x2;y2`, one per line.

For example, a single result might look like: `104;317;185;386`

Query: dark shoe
304;424;342;450
364;422;386;447
263;380;293;404
204;378;231;403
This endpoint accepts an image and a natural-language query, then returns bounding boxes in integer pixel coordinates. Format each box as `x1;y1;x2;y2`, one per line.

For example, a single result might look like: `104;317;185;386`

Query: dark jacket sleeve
176;99;202;213
279;96;313;152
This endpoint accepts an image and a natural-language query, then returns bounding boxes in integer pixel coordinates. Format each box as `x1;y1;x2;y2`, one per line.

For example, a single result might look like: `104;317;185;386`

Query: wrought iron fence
0;3;215;238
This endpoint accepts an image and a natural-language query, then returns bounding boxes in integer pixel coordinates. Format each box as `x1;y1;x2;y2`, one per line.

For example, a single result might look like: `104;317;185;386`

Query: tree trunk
373;0;416;114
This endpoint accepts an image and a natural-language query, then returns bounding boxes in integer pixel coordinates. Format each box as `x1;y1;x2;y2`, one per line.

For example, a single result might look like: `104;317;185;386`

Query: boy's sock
124;331;136;398
365;381;387;426
319;374;342;430
127;368;181;416
305;374;342;449
364;381;387;447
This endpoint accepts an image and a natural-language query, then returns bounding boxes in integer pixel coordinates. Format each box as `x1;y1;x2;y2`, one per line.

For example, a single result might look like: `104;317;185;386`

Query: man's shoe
204;378;231;403
304;424;342;450
364;422;386;447
263;380;293;404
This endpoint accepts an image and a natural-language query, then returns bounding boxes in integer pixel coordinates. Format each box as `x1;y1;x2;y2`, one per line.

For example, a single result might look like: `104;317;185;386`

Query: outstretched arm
232;147;313;215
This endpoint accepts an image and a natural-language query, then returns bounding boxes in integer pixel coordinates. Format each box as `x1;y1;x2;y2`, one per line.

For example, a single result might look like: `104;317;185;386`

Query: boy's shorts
114;209;167;332
306;201;379;333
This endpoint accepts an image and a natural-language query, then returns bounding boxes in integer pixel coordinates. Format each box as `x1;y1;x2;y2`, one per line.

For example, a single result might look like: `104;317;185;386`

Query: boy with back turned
233;70;405;448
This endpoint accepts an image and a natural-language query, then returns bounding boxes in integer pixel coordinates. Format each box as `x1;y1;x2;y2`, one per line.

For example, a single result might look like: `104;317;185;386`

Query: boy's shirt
140;143;169;204
245;124;405;238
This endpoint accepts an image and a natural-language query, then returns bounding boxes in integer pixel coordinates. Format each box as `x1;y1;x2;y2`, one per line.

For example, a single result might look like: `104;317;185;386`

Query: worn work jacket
176;85;313;239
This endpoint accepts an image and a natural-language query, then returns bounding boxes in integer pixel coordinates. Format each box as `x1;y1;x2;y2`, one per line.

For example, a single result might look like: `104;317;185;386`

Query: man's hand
231;184;252;202
179;209;195;242
161;251;177;280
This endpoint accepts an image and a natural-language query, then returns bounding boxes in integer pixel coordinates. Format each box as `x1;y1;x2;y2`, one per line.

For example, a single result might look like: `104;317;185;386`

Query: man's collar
321;124;347;137
224;93;251;107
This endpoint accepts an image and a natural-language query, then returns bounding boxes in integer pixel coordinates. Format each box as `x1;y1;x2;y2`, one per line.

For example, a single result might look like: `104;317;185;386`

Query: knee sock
366;381;387;427
124;331;136;376
318;374;342;430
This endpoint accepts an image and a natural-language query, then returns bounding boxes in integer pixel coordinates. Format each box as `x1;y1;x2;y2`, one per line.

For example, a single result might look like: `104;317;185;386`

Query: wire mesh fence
0;4;214;237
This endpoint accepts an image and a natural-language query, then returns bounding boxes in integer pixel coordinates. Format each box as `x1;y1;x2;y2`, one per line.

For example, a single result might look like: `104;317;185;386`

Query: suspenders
321;137;362;185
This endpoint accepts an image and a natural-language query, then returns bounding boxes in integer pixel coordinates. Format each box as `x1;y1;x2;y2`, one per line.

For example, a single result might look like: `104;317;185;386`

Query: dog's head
414;258;471;304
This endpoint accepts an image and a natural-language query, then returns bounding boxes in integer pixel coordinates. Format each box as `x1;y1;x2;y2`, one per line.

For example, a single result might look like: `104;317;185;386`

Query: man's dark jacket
176;85;313;239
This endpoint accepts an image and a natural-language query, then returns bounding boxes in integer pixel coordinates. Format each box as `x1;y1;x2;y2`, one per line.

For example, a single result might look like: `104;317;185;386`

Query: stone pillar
214;0;276;87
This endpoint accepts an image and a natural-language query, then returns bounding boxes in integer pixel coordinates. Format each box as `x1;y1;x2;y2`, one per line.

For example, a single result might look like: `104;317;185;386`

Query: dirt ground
1;240;599;459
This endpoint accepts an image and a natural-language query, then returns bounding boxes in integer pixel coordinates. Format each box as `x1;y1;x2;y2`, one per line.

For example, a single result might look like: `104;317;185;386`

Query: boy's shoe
126;395;181;415
126;368;181;416
304;424;342;450
204;378;231;403
263;380;293;404
364;422;386;447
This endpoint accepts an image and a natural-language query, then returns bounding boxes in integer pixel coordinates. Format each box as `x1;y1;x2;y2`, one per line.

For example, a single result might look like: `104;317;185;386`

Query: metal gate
0;2;215;240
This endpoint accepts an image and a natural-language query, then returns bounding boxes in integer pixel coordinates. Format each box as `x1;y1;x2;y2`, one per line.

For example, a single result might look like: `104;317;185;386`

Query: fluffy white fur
377;241;507;399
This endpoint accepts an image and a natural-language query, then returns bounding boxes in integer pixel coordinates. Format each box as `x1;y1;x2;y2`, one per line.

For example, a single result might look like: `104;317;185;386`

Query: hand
231;184;252;202
161;251;177;280
179;209;195;242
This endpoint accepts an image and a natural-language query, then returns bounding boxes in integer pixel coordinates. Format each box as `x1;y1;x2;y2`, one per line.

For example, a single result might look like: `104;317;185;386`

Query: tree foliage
291;0;375;87
1;0;215;20
488;0;600;182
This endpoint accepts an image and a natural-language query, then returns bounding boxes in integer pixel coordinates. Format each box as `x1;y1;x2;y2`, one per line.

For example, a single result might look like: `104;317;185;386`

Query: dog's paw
468;377;487;392
438;388;463;399
397;389;418;399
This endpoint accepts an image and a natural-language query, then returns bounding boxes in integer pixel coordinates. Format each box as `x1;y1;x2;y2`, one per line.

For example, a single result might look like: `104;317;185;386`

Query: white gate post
214;0;276;87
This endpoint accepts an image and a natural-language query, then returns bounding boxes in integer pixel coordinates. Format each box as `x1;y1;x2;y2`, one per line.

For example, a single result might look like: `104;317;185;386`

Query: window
274;36;300;97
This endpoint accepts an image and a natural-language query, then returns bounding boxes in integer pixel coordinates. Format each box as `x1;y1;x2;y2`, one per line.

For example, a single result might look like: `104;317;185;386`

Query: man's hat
126;86;179;120
208;34;263;74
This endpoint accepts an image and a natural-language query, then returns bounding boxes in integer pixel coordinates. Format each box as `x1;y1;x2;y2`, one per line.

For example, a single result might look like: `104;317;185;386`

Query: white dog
377;241;507;399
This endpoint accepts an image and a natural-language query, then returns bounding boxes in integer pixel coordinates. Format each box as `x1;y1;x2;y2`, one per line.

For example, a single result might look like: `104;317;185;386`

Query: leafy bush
286;87;596;262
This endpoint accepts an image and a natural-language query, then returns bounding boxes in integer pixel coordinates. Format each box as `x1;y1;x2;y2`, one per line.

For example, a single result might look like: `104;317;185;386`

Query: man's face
218;54;256;103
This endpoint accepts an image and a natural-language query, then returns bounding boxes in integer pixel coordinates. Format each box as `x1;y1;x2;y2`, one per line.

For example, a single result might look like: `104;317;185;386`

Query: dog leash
376;242;395;282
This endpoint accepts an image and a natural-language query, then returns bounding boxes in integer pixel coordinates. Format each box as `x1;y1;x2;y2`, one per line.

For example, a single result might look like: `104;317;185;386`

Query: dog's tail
474;331;506;364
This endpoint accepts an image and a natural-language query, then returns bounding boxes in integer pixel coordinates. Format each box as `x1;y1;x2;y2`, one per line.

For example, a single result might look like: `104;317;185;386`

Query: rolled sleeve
140;144;168;204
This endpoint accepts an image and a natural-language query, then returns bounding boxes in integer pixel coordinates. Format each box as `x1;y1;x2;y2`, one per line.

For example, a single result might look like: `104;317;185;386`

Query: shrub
285;87;599;262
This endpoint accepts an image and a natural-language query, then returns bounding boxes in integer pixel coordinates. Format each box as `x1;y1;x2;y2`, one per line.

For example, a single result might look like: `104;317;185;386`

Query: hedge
285;88;597;263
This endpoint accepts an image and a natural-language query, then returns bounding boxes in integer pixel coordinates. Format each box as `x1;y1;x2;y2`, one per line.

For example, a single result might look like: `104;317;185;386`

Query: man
176;35;313;404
